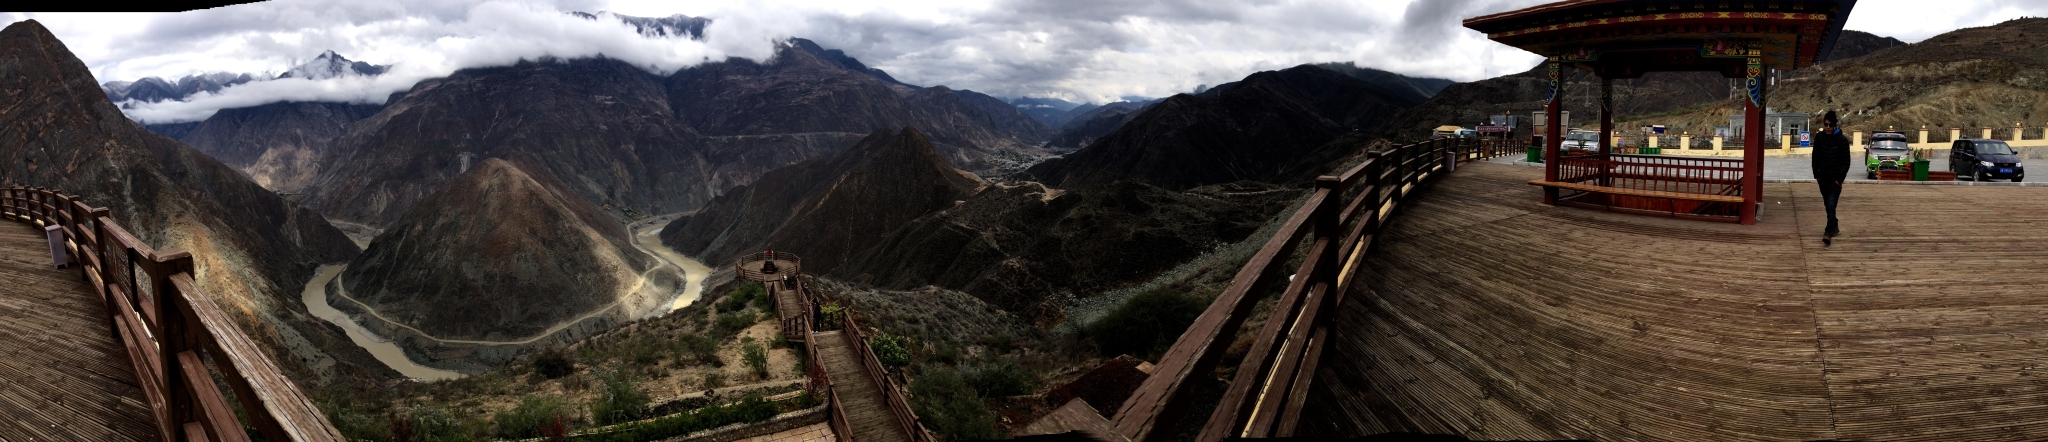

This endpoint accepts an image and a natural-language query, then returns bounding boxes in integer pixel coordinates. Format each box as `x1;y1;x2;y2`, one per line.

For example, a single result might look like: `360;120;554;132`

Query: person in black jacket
1810;111;1851;246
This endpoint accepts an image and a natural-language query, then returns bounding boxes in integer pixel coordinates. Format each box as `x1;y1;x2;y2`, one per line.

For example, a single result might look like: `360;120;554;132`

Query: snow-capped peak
278;50;388;80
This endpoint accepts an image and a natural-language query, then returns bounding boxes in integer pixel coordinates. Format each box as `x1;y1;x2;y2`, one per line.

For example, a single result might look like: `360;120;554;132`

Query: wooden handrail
2;186;343;441
1112;138;1515;441
842;311;936;442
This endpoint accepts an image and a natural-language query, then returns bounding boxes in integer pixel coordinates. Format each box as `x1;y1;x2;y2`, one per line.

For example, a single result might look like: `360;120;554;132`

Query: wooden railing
842;311;936;442
0;186;342;442
801;319;853;442
1112;138;1514;441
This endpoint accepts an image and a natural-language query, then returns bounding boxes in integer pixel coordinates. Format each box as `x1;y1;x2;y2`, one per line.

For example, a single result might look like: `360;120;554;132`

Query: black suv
1951;138;2024;182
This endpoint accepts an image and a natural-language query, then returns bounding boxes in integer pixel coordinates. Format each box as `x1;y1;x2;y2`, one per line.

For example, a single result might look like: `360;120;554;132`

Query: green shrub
1086;286;1205;358
590;369;651;426
714;311;757;341
718;281;765;312
389;403;477;442
868;331;911;368
675;333;720;366
326;403;390;442
964;362;1033;398
495;394;573;439
702;372;726;389
818;302;846;329
567;394;777;442
536;350;576;380
909;367;1000;441
741;337;769;379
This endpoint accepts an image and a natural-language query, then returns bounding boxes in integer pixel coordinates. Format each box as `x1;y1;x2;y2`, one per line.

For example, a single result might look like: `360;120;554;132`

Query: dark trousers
1818;179;1842;232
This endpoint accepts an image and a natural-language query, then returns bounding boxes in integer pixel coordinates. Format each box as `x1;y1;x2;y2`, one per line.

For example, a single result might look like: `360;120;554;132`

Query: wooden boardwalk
0;221;156;440
1301;160;2048;441
814;330;912;442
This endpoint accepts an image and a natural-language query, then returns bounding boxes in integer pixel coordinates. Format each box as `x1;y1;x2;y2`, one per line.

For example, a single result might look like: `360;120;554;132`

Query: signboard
1476;125;1512;133
1800;131;1811;147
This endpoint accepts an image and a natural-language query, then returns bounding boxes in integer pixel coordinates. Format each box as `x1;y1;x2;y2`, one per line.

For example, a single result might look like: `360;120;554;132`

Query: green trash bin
1912;160;1930;181
1642;147;1661;155
1527;146;1544;163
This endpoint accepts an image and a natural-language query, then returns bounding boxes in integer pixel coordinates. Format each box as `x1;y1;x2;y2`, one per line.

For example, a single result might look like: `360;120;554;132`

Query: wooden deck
814;330;912;442
1301;160;2048;441
0;221;156;440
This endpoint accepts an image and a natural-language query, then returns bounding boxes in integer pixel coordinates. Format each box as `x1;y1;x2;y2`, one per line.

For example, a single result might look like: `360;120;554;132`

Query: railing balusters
3;186;342;441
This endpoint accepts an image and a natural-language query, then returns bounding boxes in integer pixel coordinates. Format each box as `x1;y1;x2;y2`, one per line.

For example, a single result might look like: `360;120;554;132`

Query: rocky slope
1028;65;1423;191
339;155;666;347
175;101;383;192
303;56;711;226
1045;100;1155;150
666;38;1052;170
661;127;983;275
0;19;388;385
835;180;1296;315
1611;23;2033;139
1378;30;1906;141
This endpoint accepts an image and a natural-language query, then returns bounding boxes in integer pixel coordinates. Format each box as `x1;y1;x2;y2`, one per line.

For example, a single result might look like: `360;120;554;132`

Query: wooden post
157;250;194;437
1741;50;1765;225
1544;57;1562;205
1599;76;1614;155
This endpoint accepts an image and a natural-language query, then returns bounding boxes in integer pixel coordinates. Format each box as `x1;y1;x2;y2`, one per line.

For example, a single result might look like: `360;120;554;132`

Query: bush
868;331;911;368
675;333;720;366
714;311;758;341
590;369;651;426
718;281;765;312
567;394;777;442
496;394;573;439
1086;286;1205;358
702;372;726;390
964;362;1034;398
818;302;846;329
388;403;477;442
909;367;1000;441
741;337;769;379
536;350;576;380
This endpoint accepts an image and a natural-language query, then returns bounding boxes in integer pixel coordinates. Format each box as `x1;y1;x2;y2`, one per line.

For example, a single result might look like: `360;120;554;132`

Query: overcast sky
7;0;2046;123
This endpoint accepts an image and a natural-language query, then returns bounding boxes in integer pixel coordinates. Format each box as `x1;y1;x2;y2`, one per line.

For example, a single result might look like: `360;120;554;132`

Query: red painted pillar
1740;52;1766;225
1544;57;1562;205
1599;76;1613;155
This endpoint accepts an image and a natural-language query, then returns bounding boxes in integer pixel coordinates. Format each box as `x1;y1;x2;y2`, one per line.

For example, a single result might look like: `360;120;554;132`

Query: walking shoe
1823;236;1832;247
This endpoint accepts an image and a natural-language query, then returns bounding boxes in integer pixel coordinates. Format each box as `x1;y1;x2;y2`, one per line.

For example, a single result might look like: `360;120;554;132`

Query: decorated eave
1464;0;1858;73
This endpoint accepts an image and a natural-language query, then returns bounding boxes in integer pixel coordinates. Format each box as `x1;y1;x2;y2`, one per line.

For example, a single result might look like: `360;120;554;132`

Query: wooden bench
1527;180;1745;203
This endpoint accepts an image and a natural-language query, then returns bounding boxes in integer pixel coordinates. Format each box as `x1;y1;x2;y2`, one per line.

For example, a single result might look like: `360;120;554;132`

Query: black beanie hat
1823;110;1839;126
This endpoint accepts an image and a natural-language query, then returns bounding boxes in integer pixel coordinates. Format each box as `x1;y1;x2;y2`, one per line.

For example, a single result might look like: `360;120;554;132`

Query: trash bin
1642;147;1661;155
1527;146;1544;163
1912;160;1930;181
45;225;66;269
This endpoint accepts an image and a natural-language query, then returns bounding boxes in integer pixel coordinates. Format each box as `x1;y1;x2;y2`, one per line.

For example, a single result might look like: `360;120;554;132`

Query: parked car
1863;131;1913;179
1561;130;1600;151
1950;138;2024;182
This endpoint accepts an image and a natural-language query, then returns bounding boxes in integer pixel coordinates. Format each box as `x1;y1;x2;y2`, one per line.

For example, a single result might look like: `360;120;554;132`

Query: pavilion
1465;0;1860;224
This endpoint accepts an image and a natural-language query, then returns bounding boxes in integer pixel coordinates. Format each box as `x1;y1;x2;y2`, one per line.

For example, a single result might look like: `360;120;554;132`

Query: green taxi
1863;131;1913;179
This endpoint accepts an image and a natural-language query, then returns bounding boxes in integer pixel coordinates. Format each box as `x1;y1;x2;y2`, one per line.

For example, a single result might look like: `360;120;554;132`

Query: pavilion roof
1465;0;1858;71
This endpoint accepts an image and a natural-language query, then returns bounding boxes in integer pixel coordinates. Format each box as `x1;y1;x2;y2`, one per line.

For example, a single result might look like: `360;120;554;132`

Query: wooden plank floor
1300;161;2048;441
0;221;156;441
814;330;912;442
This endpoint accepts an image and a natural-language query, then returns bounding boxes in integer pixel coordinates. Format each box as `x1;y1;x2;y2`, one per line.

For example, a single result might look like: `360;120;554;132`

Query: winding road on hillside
303;215;710;379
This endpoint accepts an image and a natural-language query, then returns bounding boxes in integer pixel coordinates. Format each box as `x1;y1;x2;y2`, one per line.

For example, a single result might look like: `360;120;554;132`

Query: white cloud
17;0;2046;123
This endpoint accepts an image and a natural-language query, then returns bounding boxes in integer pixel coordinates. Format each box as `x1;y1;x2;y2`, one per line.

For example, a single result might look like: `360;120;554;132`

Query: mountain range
102;51;389;105
0;19;392;385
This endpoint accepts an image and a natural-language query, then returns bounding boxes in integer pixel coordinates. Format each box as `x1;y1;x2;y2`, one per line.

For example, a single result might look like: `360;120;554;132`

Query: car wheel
1976;170;1986;182
1867;171;1876;180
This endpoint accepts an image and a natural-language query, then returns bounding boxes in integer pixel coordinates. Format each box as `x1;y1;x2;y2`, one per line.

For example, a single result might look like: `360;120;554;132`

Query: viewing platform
1299;161;2048;440
0;221;156;440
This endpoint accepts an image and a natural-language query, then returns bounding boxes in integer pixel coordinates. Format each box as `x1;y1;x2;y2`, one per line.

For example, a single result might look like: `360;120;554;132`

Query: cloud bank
21;0;2048;124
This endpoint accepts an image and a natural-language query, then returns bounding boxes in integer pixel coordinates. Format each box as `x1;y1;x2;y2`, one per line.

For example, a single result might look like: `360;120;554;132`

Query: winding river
303;217;711;381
